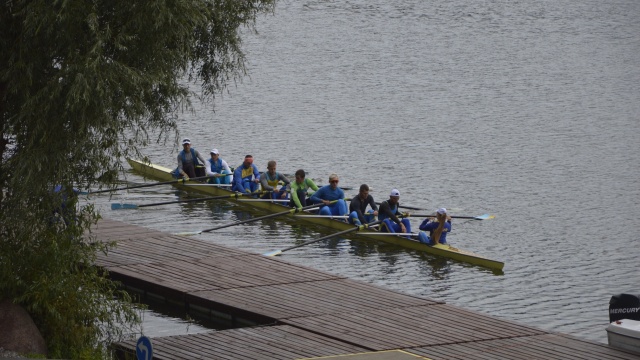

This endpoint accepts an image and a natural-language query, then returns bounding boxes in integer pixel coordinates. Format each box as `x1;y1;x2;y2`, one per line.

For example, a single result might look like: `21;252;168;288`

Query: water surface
94;0;639;343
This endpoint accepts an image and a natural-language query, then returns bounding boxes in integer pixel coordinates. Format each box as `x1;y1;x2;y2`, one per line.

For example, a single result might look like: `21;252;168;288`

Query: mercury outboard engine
609;293;640;322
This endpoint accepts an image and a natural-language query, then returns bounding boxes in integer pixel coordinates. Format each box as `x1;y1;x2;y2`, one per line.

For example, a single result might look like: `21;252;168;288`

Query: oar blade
111;203;138;210
474;214;495;220
263;249;283;257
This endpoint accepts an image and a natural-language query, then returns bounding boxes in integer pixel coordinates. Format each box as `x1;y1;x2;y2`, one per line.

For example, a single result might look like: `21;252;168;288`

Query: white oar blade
263;249;282;257
474;214;495;220
111;203;138;210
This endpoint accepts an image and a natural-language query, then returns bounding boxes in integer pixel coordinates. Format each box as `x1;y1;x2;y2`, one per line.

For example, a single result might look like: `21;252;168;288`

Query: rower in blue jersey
260;160;290;201
232;155;261;194
310;173;348;217
175;138;207;180
378;189;412;234
206;148;233;185
418;208;452;245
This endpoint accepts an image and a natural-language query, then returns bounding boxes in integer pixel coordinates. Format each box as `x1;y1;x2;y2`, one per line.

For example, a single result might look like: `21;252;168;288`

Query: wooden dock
88;219;638;359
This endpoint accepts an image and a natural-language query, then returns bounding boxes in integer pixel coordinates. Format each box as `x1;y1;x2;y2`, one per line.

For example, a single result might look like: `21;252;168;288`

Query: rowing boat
125;158;504;271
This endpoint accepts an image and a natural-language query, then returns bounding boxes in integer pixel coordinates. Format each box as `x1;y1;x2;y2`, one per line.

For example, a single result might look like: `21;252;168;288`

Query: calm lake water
93;0;640;343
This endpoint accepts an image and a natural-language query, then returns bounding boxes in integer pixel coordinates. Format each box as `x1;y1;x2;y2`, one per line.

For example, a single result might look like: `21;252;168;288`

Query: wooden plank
282;304;547;351
114;326;368;360
408;334;640;360
107;255;341;297
189;278;440;320
95;235;248;269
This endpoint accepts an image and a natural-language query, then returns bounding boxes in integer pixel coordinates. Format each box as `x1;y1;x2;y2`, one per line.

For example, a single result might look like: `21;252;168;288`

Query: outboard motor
609;293;640;322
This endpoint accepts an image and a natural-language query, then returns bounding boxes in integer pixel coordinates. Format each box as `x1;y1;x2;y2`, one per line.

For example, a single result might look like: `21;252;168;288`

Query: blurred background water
91;0;639;343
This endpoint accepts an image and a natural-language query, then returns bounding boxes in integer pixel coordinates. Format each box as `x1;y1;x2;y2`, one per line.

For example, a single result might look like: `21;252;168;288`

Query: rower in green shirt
290;169;319;210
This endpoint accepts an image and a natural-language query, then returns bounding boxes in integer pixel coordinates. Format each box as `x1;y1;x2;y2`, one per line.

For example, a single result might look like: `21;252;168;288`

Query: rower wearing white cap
378;189;412;234
176;138;207;180
206;148;233;185
418;208;452;246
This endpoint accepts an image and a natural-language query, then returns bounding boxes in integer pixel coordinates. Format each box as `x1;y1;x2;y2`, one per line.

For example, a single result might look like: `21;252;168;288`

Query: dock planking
407;333;640;360
282;304;547;350
188;278;440;320
90;219;636;359
113;325;368;360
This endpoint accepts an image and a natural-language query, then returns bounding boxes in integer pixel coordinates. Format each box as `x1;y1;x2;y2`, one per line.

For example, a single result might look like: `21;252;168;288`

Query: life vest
263;172;280;188
179;148;200;166
241;165;255;179
208;158;223;173
378;200;397;222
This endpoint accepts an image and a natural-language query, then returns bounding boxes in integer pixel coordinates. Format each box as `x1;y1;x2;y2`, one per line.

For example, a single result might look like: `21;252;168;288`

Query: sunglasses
330;180;339;184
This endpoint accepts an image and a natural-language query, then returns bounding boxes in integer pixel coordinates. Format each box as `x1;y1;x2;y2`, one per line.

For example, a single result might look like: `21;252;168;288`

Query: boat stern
606;319;640;355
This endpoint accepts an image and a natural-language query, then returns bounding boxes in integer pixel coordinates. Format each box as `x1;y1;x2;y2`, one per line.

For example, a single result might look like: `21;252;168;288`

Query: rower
290;169;319;211
310;173;348;217
232;155;261;194
378;189;412;234
418;208;451;246
206;148;233;185
260;160;290;201
349;184;378;225
174;138;207;180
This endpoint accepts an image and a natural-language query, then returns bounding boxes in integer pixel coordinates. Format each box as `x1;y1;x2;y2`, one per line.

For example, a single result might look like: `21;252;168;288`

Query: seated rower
206;148;233;185
290;169;319;210
418;208;451;246
310;173;348;217
232;155;261;194
378;189;411;234
349;184;378;225
260;160;290;201
176;138;207;180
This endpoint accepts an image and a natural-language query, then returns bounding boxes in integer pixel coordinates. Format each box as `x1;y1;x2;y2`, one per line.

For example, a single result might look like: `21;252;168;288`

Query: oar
88;173;230;194
403;213;495;220
293;215;349;219
375;202;425;211
111;191;265;210
184;183;232;187
357;232;421;236
175;201;332;236
238;199;291;202
263;219;382;257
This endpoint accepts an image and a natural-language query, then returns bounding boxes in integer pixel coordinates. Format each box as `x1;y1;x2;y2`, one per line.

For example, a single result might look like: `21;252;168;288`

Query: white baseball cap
390;189;400;197
437;208;447;214
210;148;219;155
182;138;191;145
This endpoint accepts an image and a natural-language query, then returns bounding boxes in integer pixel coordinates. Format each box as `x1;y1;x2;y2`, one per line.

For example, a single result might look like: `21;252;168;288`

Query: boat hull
126;158;504;271
607;319;640;354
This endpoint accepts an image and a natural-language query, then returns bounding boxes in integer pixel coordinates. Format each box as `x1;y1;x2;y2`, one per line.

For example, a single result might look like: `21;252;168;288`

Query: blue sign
136;336;153;360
